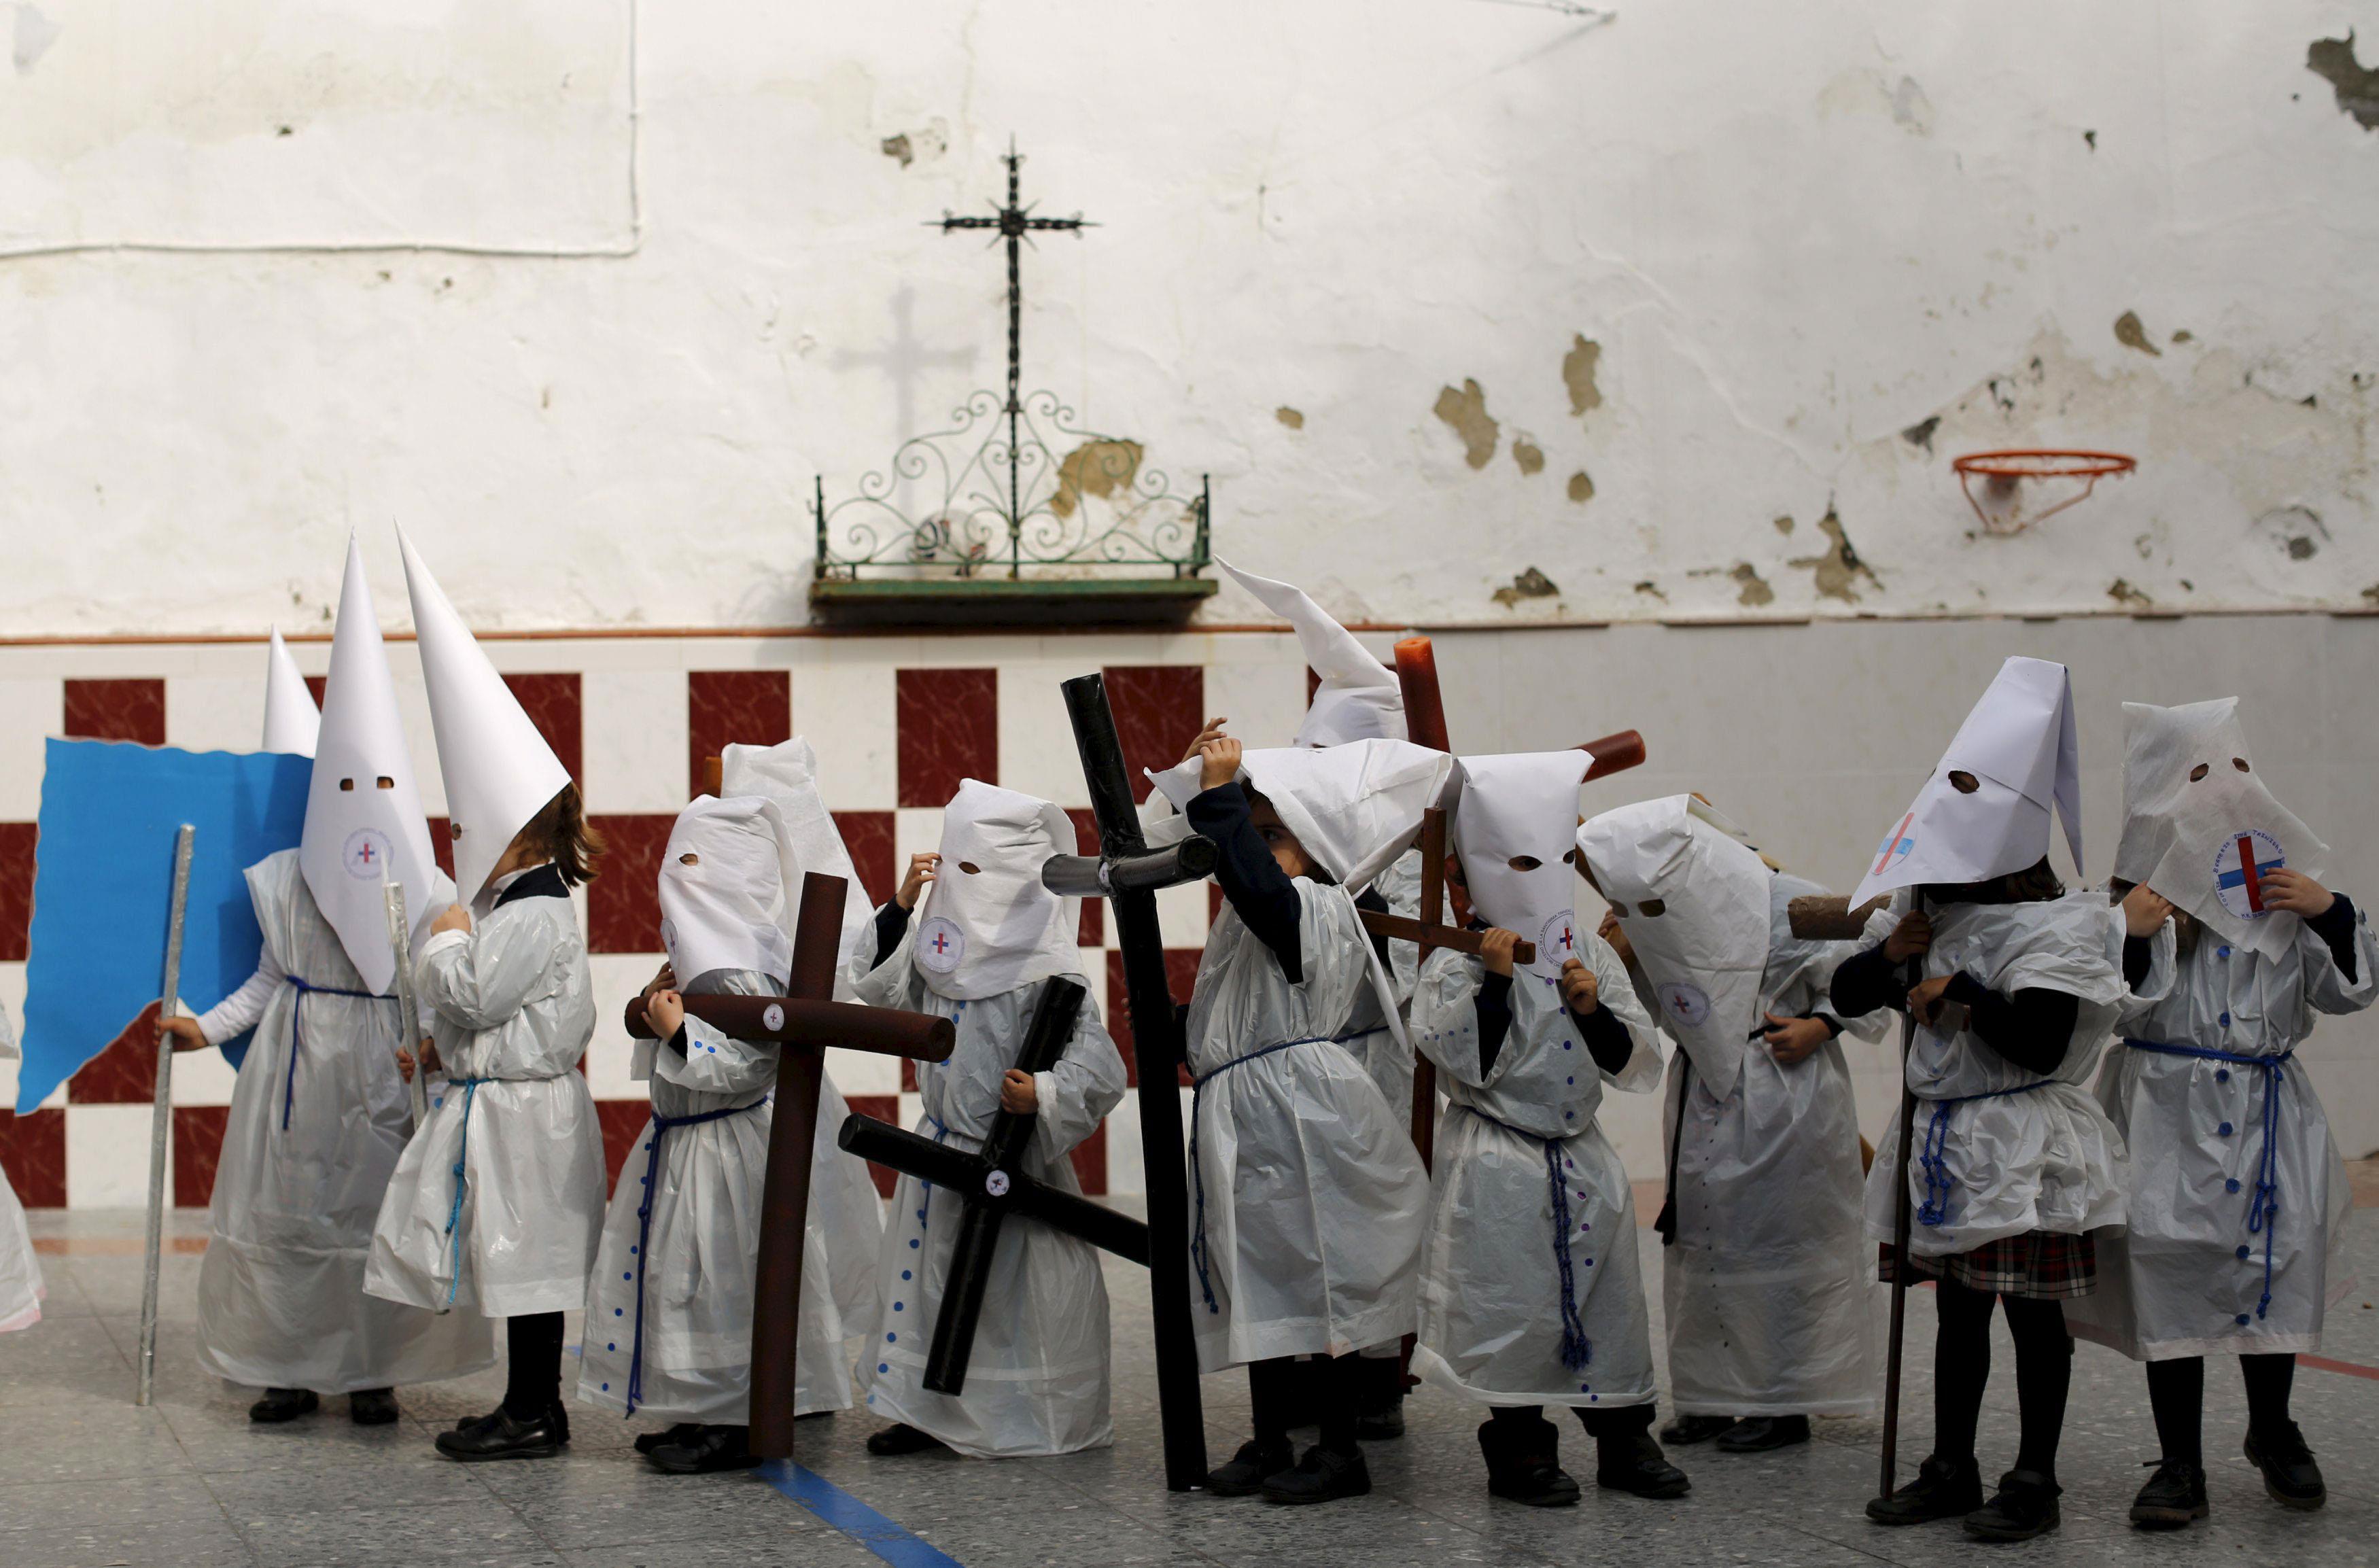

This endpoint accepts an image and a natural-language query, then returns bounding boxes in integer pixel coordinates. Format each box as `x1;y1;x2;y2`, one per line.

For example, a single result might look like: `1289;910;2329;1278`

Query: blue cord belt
280;977;384;1132
1463;1107;1593;1372
1915;1079;2055;1228
1187;1036;1336;1314
2125;1039;2293;1321
625;1097;767;1414
439;1077;492;1310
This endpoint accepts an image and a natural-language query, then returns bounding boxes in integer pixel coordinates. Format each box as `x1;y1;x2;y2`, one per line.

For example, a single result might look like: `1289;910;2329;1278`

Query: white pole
137;823;196;1408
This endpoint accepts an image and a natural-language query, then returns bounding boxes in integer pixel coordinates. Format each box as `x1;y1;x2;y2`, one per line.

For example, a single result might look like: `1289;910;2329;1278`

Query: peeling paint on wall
2107;578;2152;608
1275;406;1304;430
2114;311;2161;356
1434;379;1499;468
1731;563;1774;607
1900;416;1940;454
879;120;950;168
1773;515;1794;534
1632;580;1667;601
1567;470;1594;504
1512;437;1544;475
1048;438;1143;520
2254;504;2329;561
1491;566;1560;607
1562;336;1603;419
1788;510;1879;603
2308;34;2379;130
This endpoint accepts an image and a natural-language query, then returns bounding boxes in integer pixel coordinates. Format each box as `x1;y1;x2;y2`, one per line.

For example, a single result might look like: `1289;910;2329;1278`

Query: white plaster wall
3;1;2376;634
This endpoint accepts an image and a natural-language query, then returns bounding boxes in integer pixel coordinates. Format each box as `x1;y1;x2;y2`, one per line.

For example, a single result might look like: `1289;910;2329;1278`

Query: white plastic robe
2068;904;2377;1360
1854;656;2084;907
1339;848;1422;1125
190;851;494;1389
1859;890;2130;1257
260;627;319;757
854;920;1124;1457
1215;557;1406;747
0;1002;44;1333
365;870;606;1317
1183;876;1431;1370
1654;877;1881;1417
2113;699;2327;964
579;970;884;1421
1409;930;1663;1407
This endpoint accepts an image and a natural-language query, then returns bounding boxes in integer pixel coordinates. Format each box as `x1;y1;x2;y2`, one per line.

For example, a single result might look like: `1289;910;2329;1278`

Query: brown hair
515;782;604;887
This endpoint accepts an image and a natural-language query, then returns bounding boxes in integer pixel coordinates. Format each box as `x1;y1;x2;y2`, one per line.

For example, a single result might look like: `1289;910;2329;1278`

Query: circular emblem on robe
1538;910;1578;966
984;1169;1011;1198
2212;829;2286;921
658;918;677;956
342;828;394;879
762;1003;785;1032
1658;981;1713;1030
916;916;967;974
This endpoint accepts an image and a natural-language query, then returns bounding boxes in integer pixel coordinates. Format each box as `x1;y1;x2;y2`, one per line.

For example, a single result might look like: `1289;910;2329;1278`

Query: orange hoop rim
1951;449;2136;479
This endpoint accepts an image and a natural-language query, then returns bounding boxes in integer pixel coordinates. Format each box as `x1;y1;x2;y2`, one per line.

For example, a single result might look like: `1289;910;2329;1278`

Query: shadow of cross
1381;635;1648;1170
623;871;956;1461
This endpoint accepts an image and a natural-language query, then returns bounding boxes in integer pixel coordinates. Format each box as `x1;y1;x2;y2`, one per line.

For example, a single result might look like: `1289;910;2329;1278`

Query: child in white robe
855;780;1126;1459
1172;735;1438;1505
1410;752;1682;1508
0;1002;44;1334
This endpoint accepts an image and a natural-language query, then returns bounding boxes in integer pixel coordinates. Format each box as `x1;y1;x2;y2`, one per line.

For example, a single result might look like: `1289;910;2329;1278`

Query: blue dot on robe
2219;1122;2234;1136
623;1271;632;1280
2219;945;2232;958
887;1333;897;1342
601;1383;608;1391
909;1238;920;1249
916;1210;926;1221
894;1302;903;1311
2217;1068;2231;1083
1580;1383;1590;1393
1584;1258;1593;1266
2236;1246;2251;1259
628;1246;637;1255
2227;1178;2242;1193
1565;1077;1574;1085
615;1308;624;1317
1565;1111;1575;1120
2236;1314;2251;1325
878;1364;888;1374
607;1343;615;1352
902;1270;911;1280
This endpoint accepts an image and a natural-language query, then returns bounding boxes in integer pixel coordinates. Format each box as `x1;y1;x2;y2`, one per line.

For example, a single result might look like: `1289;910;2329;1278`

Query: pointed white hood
659;795;801;987
1151;738;1454;895
1217;557;1406;747
720;736;877;994
1451;750;1591;981
2114;698;2325;962
260;627;320;757
300;537;442;993
397;528;572;904
1579;795;1772;1091
913;779;1081;1003
1852;656;2083;905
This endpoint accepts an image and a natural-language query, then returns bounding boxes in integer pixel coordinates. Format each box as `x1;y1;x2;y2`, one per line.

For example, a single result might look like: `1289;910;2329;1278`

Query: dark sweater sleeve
1830;942;1905;1018
2122;935;2155;990
1570;1003;1636;1075
1184;785;1302;982
1475;972;1514;1074
662;1022;689;1058
1353;887;1394;972
1943;973;2079;1075
869;901;911;973
2308;894;2360;986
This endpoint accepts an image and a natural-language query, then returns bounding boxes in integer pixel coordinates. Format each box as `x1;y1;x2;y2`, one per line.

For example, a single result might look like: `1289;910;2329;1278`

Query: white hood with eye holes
657;795;801;988
913;779;1083;1002
2115;697;2326;962
1852;656;2083;906
1577;795;1772;1092
1450;750;1593;981
298;536;444;994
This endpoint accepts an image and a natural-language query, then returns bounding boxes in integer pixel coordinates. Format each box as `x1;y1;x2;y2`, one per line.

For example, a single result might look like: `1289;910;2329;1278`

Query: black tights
1932;1280;2072;1479
502;1312;566;1419
1249;1355;1360;1455
2144;1353;2298;1465
1489;1401;1655;1440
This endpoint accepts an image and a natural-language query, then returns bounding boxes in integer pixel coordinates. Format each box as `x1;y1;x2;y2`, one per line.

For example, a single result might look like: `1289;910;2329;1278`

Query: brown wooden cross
1368;634;1648;1169
623;870;956;1459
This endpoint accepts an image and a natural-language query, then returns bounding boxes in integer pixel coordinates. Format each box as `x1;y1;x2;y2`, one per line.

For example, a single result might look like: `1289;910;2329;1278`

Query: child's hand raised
431;904;473;937
2260;869;2336;918
1596;908;1635;967
897;853;940;911
1560;957;1600;1015
1198;736;1243;792
1479;928;1521;977
647;990;685;1039
999;1068;1041;1115
1178;717;1229;765
2120;884;2176;937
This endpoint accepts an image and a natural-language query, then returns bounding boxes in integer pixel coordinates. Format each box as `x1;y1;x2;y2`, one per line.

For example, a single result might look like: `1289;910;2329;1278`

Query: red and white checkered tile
0;631;1335;1208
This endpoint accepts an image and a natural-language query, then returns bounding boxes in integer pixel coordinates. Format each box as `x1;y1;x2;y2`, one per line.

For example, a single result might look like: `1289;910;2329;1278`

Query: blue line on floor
757;1458;967;1568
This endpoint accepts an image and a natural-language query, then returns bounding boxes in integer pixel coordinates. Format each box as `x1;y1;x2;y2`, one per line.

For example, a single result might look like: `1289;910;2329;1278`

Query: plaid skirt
1877;1230;2097;1301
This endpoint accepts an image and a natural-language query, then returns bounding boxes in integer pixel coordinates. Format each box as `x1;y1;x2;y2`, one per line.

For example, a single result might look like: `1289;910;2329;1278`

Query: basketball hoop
1951;449;2136;534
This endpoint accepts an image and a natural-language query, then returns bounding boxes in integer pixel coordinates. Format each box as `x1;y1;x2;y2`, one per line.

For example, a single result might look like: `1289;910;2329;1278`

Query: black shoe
1963;1468;2062;1542
2129;1458;2209;1530
434;1406;563;1462
347;1389;399;1427
1355;1405;1406;1441
1595;1433;1690;1499
1262;1445;1372;1505
2244;1422;2325;1510
248;1389;319;1425
649;1424;763;1474
1659;1414;1737;1446
448;1407;501;1435
547;1400;572;1447
865;1422;948;1457
1866;1454;1985;1526
1206;1439;1293;1497
1478;1416;1581;1508
634;1422;702;1456
1717;1415;1809;1454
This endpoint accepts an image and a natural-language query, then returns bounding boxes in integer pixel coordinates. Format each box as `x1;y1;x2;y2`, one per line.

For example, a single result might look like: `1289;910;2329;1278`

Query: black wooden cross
1052;672;1219;1491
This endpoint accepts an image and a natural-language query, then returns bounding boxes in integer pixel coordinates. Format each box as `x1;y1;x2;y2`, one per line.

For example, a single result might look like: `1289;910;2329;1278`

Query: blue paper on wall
17;739;311;1112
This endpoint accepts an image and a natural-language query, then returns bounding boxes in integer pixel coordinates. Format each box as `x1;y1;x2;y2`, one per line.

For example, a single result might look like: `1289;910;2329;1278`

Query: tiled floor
5;1202;2376;1568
